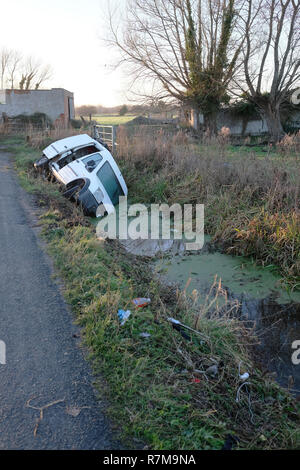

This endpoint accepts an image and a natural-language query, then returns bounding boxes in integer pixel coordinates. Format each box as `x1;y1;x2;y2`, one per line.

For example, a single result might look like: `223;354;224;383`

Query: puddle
156;251;300;304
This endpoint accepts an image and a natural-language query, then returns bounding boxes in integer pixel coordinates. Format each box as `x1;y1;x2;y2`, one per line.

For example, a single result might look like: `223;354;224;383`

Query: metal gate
93;124;117;154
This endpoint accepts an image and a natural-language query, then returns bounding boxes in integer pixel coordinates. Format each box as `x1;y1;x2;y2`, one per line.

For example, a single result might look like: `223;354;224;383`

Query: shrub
70;118;82;129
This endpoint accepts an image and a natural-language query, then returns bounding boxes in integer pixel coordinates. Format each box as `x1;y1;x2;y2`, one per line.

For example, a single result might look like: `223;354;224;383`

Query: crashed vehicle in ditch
34;134;127;217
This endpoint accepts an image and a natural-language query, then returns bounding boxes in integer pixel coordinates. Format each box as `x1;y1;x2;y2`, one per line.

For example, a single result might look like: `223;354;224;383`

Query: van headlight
94;187;104;203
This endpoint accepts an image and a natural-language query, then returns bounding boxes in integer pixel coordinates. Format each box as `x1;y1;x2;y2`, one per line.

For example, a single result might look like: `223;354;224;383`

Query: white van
34;134;128;217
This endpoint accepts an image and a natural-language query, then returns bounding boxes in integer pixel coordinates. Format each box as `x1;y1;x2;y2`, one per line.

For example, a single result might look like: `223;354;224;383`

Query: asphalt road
0;149;122;450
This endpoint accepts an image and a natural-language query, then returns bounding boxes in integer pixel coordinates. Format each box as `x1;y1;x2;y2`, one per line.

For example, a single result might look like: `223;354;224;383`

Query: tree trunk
260;103;284;143
190;109;199;130
241;116;249;137
189;108;204;134
204;110;218;136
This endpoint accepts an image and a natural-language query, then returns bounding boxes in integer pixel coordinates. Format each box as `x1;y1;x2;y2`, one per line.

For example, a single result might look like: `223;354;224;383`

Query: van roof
43;134;96;159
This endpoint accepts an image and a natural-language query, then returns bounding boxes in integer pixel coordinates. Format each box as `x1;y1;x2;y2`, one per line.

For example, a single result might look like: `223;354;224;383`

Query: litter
168;318;181;326
191;378;201;383
236;362;254;424
239;372;250;381
132;298;151;308
118;309;131;325
171;322;191;341
140;332;151;338
167;317;209;341
238;362;250;381
205;364;219;377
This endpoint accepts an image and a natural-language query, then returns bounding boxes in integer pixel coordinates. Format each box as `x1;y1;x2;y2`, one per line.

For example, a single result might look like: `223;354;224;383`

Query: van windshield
57;145;99;169
82;152;103;172
96;162;124;206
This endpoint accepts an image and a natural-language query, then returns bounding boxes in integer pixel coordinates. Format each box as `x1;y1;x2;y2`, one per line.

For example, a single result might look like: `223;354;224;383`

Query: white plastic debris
140;332;151;338
240;372;250;381
238;361;250;381
206;364;219;377
167;317;181;325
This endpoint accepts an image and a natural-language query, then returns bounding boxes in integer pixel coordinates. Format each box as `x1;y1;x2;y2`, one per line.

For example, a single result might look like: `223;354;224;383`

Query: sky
0;0;128;106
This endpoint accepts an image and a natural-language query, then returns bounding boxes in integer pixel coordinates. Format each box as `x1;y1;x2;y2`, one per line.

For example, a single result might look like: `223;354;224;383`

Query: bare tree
0;48;11;89
34;64;53;89
107;0;244;134
0;49;53;91
21;57;40;90
7;50;22;89
239;0;300;141
18;57;52;90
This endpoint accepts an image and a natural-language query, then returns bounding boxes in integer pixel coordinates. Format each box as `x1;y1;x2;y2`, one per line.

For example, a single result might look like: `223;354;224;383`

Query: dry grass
0;122;91;150
277;130;300;155
117;126;298;209
25;125;89;150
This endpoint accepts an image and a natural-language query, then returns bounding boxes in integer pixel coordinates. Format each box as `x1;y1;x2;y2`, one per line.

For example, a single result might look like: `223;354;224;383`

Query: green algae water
155;251;300;305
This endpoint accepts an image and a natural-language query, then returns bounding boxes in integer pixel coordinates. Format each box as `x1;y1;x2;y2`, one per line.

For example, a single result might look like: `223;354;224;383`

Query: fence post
112;125;116;155
92;124;97;140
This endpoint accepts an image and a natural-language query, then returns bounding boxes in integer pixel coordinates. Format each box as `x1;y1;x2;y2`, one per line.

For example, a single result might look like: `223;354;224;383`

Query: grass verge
1;135;299;450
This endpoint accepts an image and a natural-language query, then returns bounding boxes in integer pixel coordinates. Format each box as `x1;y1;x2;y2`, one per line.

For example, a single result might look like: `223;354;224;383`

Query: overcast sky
0;0;128;106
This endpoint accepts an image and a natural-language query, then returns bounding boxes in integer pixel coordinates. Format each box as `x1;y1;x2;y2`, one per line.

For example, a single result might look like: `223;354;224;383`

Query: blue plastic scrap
118;309;131;326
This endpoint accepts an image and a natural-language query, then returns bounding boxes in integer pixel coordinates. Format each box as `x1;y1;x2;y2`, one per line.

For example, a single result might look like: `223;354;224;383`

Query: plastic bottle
132;297;151;308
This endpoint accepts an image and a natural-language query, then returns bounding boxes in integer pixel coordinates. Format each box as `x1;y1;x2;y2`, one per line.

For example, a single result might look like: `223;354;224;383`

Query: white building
189;107;300;135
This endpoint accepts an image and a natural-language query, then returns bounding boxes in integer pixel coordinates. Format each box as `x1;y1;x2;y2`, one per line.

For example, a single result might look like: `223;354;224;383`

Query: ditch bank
2;135;300;450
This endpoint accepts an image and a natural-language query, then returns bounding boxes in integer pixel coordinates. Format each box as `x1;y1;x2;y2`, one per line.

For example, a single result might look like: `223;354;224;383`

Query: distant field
92;114;137;125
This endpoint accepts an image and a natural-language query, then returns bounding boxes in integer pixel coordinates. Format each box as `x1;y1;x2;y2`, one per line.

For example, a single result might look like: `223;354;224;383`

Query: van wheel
34;156;49;172
62;179;85;200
